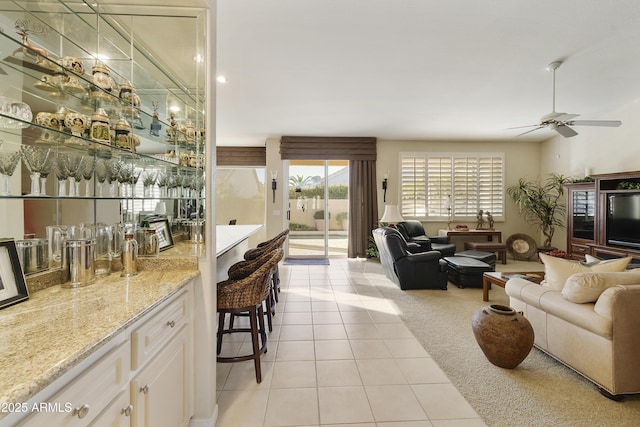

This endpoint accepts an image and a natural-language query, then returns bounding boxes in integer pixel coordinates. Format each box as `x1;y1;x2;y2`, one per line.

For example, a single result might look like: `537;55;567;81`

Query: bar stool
245;229;289;301
217;248;283;383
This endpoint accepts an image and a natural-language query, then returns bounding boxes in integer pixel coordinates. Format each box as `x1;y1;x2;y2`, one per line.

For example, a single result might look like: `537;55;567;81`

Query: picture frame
147;218;174;251
0;239;30;310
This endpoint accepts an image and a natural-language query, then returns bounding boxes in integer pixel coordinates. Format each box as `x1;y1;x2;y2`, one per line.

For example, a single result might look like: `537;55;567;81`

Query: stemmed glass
21;146;51;196
142;171;156;198
117;164;133;197
82;156;95;197
157;172;169;198
130;168;141;198
53;154;70;197
0;149;21;196
39;154;54;196
66;154;84;197
181;175;193;198
95;159;107;197
106;159;122;197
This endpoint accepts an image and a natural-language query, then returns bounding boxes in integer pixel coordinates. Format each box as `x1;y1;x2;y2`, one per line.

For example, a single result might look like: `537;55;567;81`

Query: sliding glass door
285;160;349;259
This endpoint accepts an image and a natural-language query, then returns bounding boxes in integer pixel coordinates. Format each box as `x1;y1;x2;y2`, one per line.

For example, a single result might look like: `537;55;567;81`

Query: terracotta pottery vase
471;304;534;369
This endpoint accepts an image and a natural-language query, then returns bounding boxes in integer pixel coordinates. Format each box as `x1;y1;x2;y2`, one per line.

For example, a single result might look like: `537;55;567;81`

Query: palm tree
289;174;313;191
507;173;572;248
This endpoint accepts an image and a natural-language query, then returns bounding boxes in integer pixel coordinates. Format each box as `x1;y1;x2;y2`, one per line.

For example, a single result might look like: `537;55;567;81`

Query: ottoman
442;256;494;288
464;241;507;264
456;249;496;269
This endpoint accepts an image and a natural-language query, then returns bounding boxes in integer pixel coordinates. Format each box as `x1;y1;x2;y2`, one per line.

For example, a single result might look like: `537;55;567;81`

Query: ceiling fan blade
517;125;546;136
554;113;579;122
506;124;540;130
569;120;622;127
551;123;578;138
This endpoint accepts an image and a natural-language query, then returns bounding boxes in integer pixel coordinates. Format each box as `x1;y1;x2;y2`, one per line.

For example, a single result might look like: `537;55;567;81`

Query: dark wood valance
216;146;266;166
280;136;377;160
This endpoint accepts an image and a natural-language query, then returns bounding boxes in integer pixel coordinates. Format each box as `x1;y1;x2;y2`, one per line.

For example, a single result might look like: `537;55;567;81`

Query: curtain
279;136;378;258
348;159;378;258
217;146;266;166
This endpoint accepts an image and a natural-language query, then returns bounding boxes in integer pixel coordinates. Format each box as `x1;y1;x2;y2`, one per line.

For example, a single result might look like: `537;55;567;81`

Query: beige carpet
365;260;640;427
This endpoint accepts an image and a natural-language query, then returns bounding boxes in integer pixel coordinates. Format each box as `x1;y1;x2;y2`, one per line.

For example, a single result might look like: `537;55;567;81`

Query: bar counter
0;269;199;407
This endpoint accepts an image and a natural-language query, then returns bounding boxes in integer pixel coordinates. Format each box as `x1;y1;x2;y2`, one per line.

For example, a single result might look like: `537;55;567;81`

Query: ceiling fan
512;61;622;138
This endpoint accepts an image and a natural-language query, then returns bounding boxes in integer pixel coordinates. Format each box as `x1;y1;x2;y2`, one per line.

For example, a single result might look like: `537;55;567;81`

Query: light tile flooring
216;258;488;427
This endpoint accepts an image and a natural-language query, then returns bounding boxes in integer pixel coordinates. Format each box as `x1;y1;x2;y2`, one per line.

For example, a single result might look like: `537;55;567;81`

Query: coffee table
482;271;544;301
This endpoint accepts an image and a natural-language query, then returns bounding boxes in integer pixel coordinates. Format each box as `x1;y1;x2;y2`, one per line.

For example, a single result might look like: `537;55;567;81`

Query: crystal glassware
0;149;21;195
95;159;107;197
66;154;84;197
39;154;54;196
0;96;32;129
53;154;70;196
142;171;156;198
117;164;133;197
157;171;169;198
21;146;51;196
130;168;141;197
82;156;95;197
106;159;122;197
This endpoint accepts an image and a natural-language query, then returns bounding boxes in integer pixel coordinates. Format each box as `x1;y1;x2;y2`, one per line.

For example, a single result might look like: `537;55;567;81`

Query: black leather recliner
372;227;448;290
396;220;456;257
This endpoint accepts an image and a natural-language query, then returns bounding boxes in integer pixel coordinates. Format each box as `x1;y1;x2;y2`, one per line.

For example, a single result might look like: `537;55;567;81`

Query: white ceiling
215;0;640;146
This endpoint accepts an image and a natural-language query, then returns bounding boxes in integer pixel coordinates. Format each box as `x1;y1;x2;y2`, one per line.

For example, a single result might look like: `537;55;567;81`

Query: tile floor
216;258;488;427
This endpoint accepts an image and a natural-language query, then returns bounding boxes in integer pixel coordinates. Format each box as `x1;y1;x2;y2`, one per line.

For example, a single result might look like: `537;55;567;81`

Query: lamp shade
380;204;404;224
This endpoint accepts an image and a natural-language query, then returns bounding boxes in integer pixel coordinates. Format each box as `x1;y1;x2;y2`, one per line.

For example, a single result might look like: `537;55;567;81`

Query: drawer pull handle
167;320;176;328
121;404;134;417
140;384;150;394
73;404;90;419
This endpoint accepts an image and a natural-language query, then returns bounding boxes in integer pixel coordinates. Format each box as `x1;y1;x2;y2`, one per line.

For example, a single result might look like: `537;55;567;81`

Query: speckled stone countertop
0;269;200;407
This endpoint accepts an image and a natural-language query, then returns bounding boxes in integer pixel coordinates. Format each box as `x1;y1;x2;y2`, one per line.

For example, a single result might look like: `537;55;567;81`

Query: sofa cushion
562;270;640;304
539;253;631;291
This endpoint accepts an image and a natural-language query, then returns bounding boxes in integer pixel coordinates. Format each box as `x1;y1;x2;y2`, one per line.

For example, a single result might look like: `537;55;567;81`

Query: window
400;153;504;220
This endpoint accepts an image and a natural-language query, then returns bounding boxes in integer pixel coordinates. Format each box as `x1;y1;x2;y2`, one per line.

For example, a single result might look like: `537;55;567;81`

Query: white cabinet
131;326;192;427
14;283;193;427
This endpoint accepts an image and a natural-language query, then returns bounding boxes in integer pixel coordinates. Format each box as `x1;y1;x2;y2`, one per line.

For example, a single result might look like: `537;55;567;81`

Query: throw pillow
562;270;640;303
539;252;631;291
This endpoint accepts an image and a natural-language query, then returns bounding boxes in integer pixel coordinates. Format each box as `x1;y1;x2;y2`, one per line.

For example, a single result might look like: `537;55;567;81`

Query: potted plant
313;209;330;231
507;173;572;249
336;211;349;231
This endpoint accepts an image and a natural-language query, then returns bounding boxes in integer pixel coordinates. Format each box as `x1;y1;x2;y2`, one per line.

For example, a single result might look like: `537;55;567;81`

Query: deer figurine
12;19;50;65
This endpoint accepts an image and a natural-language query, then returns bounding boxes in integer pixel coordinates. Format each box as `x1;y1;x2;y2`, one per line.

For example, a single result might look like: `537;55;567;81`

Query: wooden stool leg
249;308;262;383
217;311;226;355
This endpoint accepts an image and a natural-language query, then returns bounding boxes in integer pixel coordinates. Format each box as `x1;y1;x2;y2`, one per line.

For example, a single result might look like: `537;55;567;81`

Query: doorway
285;160;349;259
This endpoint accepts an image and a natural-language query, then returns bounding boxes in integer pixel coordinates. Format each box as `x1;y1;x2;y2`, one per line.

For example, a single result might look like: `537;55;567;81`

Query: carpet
365;261;640;427
283;258;330;265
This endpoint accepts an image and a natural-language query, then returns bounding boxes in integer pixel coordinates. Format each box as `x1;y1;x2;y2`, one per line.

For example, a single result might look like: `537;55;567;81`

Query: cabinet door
88;390;132;427
131;326;192;427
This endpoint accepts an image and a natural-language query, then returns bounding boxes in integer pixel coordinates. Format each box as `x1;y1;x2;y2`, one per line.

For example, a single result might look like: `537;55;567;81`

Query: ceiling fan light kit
514;60;622;138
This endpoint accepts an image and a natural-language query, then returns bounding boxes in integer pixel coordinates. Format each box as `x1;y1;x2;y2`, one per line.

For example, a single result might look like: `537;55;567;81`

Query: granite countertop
0;269;200;407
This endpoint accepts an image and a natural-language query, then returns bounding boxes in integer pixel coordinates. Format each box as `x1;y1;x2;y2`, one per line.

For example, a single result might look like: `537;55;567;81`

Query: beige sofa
506;275;640;398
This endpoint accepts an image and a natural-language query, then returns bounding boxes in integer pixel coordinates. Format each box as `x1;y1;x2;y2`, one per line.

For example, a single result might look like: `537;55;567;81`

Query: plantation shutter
427;157;452;216
477;156;504;216
400;155;427;217
452;157;479;216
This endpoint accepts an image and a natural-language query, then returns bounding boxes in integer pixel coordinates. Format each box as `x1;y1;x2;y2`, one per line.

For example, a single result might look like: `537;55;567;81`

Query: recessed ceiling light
169;105;181;112
193;54;204;63
216;75;227;84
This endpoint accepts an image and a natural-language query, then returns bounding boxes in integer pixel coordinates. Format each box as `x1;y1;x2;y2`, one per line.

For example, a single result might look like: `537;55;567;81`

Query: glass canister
121;233;138;277
141;229;159;256
46;225;68;269
89;223;113;277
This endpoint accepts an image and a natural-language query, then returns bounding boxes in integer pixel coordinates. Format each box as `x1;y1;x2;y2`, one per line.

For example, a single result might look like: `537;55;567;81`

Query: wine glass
53;154;70;196
82;156;96;197
0;149;21;196
129;168;141;197
95;159;107;197
117;164;132;197
142;171;156;198
21;146;51;196
66;154;84;197
157;171;169;198
39;154;54;196
105;159;122;197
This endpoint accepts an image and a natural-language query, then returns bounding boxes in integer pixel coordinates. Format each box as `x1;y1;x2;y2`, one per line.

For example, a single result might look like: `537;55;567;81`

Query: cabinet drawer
131;290;190;370
19;342;130;427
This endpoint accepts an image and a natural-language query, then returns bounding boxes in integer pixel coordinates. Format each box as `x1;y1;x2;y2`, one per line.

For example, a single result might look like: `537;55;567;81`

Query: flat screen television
606;193;640;250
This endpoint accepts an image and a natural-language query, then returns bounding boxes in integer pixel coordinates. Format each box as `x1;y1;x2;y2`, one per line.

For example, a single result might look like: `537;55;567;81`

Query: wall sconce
381;170;389;203
443;194;452;230
271;170;278;203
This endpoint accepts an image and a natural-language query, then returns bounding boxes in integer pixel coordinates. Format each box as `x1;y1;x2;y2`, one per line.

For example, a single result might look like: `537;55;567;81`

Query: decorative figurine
476;209;485;230
12;19;50;67
150;101;162;137
486;211;495;230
